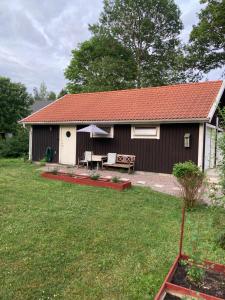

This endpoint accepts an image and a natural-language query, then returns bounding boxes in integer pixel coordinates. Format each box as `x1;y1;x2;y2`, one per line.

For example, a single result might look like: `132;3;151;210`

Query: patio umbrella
77;124;108;169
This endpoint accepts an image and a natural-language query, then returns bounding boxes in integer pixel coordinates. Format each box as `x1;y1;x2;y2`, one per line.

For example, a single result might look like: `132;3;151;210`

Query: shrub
173;161;205;208
111;176;121;183
90;173;100;180
0;127;29;158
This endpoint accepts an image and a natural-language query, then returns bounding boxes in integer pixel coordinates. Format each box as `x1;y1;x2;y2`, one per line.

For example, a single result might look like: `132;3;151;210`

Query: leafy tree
33;81;53;100
48;91;56;101
0;77;32;134
65;36;137;93
90;0;185;87
57;89;67;98
189;0;225;75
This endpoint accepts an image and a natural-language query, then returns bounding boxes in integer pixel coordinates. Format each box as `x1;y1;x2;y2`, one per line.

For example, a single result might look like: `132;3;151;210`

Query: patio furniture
91;155;107;170
103;154;136;174
78;151;93;168
77;125;108;169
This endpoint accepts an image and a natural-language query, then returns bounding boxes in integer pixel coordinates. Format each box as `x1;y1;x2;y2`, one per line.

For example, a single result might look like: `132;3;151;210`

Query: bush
0;128;29;158
173;161;205;208
90;173;100;180
111;176;121;183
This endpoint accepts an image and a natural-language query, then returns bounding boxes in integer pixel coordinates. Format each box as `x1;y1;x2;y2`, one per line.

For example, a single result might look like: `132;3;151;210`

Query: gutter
20;118;209;126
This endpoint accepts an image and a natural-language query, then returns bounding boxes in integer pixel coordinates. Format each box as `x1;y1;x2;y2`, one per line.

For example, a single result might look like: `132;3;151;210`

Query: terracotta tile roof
21;81;224;123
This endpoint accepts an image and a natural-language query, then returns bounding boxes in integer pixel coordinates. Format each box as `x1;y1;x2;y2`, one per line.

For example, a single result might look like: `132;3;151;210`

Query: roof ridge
66;80;222;97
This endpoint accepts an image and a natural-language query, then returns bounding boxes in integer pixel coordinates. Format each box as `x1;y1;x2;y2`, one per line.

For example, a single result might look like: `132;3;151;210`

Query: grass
0;159;224;300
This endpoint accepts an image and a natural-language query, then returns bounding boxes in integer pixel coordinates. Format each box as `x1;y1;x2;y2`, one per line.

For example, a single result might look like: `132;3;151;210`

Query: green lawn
0;159;224;299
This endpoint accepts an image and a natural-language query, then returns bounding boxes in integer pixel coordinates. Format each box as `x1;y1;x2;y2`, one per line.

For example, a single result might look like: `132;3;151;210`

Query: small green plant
173;161;205;208
40;157;47;166
186;261;204;284
111;176;121;183
90;173;100;180
180;259;204;285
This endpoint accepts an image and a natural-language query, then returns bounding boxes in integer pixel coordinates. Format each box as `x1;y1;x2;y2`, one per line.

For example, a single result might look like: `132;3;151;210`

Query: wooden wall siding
77;124;199;173
32;125;59;162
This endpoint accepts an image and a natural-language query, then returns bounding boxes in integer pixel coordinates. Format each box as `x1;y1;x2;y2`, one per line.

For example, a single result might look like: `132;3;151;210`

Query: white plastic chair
78;151;93;168
103;153;117;166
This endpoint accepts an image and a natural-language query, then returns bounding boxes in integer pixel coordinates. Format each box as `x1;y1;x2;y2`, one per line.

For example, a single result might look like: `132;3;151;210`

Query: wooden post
179;204;186;257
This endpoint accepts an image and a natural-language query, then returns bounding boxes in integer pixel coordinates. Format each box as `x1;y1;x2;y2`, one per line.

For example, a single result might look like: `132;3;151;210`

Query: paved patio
41;164;220;203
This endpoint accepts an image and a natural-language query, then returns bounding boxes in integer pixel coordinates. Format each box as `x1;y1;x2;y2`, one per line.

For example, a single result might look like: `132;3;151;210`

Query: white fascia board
21;118;208;126
208;80;225;122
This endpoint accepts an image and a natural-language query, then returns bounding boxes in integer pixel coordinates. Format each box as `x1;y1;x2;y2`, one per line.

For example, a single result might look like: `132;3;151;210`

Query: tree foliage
189;0;225;75
48;91;56;101
57;89;67;98
0;126;29;158
33;81;56;101
0;76;32;133
65;36;137;93
90;0;186;87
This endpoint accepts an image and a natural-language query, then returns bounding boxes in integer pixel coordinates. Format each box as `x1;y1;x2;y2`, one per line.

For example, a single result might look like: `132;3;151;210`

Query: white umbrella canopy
77;124;108;169
77;124;108;135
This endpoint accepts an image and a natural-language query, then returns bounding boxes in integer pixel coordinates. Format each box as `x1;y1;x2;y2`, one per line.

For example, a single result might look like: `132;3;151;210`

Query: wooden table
90;155;107;170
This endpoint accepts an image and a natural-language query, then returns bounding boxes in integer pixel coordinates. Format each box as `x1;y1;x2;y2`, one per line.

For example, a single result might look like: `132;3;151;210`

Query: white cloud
0;0;222;94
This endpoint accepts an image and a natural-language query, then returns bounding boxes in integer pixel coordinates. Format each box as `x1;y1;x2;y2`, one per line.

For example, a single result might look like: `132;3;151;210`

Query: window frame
91;125;114;139
131;125;160;139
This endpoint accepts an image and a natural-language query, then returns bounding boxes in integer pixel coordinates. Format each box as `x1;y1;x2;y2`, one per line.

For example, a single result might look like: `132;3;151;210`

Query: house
20;80;225;173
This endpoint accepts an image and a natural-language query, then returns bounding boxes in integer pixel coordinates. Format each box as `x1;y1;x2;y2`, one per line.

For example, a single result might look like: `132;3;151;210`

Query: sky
0;0;221;95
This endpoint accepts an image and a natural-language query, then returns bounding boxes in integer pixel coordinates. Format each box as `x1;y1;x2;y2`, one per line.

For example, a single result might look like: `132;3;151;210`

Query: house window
131;125;160;139
92;125;114;138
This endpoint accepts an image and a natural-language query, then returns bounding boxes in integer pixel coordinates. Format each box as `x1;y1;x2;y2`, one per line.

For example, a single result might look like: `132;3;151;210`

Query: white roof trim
208;80;225;122
21;118;208;125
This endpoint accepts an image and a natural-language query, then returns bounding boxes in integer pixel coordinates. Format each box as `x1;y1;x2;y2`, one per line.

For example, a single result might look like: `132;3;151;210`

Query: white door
59;126;76;165
205;126;216;169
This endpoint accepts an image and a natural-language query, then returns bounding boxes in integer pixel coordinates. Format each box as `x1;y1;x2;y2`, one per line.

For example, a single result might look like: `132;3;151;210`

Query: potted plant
154;162;225;300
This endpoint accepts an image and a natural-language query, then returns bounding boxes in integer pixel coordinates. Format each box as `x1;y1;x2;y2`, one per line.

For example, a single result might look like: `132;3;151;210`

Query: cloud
0;0;222;94
0;0;103;93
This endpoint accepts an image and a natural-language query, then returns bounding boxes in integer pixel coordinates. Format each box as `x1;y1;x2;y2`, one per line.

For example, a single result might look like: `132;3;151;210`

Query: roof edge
21;118;209;125
19;94;67;124
208;80;225;122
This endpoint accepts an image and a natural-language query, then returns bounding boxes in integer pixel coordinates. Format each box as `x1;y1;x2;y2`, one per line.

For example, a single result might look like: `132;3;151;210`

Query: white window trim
91;125;114;138
131;125;160;139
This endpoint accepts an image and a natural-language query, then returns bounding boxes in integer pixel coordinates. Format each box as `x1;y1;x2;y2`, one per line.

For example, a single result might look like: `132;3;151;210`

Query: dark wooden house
20;81;225;173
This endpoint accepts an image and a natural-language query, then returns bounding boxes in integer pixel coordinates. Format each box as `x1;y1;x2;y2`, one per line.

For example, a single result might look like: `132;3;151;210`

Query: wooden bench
103;154;136;173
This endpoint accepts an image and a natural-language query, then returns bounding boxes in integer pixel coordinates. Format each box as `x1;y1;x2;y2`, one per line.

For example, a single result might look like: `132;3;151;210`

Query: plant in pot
155;161;225;300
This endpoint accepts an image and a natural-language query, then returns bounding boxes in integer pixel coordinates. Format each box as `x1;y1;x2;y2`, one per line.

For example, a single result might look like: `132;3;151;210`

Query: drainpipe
202;123;206;172
215;117;219;167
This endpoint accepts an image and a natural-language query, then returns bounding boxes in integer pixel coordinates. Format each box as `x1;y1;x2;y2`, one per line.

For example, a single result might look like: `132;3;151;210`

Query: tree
33;81;51;100
0;77;32;134
57;89;67;98
48;91;56;101
65;36;137;93
189;0;225;75
90;0;185;87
